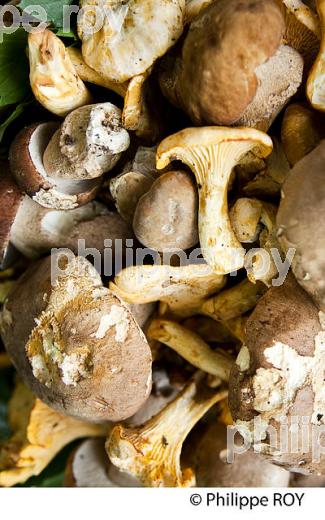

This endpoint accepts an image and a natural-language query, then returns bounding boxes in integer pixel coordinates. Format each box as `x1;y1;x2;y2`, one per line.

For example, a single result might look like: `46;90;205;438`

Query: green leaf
0;28;30;106
18;0;78;30
0;102;29;142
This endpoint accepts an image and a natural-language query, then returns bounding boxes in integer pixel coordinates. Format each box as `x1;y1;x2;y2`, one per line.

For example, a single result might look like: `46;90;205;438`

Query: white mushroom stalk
156;128;273;274
147;319;232;381
307;0;325;110
28;30;92;117
106;373;228;487
110;264;226;318
78;0;185;83
0;382;107;487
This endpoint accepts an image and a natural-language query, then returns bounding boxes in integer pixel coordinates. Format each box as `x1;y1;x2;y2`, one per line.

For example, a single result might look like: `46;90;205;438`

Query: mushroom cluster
1;0;325;489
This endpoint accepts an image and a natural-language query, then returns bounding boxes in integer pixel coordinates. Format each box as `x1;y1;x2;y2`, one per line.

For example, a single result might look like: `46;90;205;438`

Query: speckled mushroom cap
160;0;286;126
277;140;325;311
0;253;152;422
228;274;325;474
0;167;24;268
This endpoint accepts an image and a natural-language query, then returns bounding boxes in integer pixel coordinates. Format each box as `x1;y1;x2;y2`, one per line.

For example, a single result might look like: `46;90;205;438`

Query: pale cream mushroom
0;381;107;487
147;319;232;381
106;373;228;487
28;29;92;117
281;103;324;165
110;263;226;318
78;0;185;83
156;127;273;273
307;0;325;110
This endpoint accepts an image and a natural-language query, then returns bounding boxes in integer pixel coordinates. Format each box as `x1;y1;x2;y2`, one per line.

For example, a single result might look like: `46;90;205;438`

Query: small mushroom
9;122;101;210
281;103;324;166
64;438;139;487
106;372;228;487
0;381;107;487
157;127;273;273
147;319;232;380
133;170;199;252
78;0;185;83
194;422;290;487
110;263;226;318
182;316;243;344
228;274;325;474
159;0;303;130
277;140;325;310
43;103;130;180
307;0;325;110
0;253;152;422
28;29;92;117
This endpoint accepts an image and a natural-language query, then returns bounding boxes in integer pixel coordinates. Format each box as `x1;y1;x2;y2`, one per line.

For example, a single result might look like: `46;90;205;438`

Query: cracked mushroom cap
28;29;92;117
78;0;185;83
160;0;302;129
281;104;325;166
277;140;325;310
307;0;325;110
0;253;152;422
228;274;325;474
194;422;290;487
43;103;130;180
9;122;102;210
157;126;273;273
0;381;107;487
133;170;199;252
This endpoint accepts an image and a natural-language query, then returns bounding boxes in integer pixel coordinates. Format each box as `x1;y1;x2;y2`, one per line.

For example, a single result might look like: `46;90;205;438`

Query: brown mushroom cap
229;274;325;474
0;254;152;422
277;140;325;310
194;422;290;487
9;123;101;210
0;167;24;268
133;170;199;251
160;0;285;126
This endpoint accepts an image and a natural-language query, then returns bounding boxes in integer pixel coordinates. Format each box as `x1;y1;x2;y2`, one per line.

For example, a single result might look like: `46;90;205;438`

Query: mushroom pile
1;0;325;488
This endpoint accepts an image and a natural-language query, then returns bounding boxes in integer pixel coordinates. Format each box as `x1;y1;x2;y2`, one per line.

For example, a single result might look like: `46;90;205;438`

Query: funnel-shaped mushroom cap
106;373;228;487
157;127;273;273
28;29;92;117
307;0;325;110
78;0;185;83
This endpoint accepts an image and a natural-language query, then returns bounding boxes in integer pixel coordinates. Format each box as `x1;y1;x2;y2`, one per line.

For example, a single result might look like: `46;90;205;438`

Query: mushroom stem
106;373;228;487
147;319;232;381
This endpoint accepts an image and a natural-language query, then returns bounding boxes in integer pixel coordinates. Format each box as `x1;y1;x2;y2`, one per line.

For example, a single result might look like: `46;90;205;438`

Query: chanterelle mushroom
307;0;325;110
78;0;185;83
277;140;325;310
156;127;273;273
0;253;152;422
229;274;325;474
159;0;303;130
28;29;92;117
106;373;228;487
133;170;199;252
0;381;107;487
193;422;290;487
43;103;130;180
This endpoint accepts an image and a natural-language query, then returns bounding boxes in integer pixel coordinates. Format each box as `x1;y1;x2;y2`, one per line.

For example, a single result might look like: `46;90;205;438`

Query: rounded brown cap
0;166;24;268
133;170;199;252
277;140;325;310
162;0;285;125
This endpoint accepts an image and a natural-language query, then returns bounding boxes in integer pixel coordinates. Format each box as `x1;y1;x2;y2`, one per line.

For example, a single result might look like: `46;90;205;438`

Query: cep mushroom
0;171;134;260
133;170;199;252
106;373;228;487
277;140;325;311
0;253;152;422
0;381;107;487
193;422;290;487
156;127;273;273
159;0;303;130
78;0;185;83
228;274;325;474
28;29;92;117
